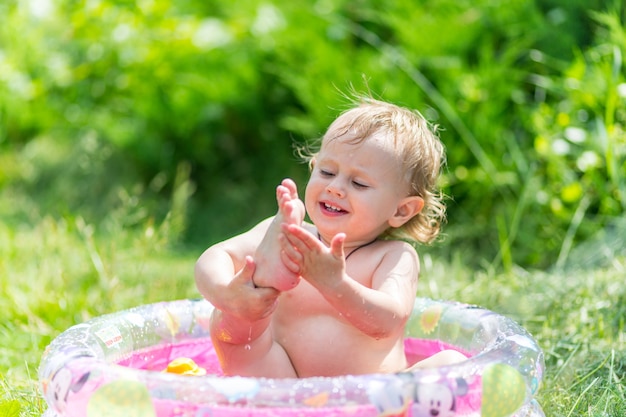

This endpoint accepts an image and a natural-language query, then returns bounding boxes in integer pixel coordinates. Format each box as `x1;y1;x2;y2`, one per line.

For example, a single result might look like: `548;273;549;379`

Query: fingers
237;256;257;287
245;265;280;317
222;256;280;321
280;223;319;251
329;233;346;259
279;224;319;274
278;234;301;274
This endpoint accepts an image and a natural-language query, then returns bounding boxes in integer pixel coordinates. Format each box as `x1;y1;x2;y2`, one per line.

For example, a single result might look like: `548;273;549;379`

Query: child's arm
206;256;296;377
195;219;298;378
195;219;279;344
194;219;280;341
200;255;279;342
280;224;418;339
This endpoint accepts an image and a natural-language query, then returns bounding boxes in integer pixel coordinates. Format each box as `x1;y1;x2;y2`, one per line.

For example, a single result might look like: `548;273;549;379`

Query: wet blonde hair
302;96;446;244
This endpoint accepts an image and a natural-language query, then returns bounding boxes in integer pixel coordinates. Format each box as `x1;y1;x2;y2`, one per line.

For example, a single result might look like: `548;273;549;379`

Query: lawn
1;2;624;416
1;204;624;416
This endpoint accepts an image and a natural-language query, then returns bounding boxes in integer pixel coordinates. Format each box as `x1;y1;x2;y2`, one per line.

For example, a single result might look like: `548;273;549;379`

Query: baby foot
253;179;305;291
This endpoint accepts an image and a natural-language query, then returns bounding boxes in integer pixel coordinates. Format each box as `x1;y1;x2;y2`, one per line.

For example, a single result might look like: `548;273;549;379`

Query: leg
406;349;468;371
253;179;306;291
210;309;297;378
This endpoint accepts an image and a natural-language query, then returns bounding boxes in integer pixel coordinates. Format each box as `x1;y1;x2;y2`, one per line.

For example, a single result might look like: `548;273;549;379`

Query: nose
325;177;345;198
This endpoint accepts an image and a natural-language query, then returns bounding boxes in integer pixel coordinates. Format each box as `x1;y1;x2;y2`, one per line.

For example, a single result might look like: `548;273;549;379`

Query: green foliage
1;0;624;267
520;9;626;268
2;1;624;268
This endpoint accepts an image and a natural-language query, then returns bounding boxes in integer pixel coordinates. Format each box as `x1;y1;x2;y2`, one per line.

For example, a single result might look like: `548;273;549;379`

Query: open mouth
321;202;347;214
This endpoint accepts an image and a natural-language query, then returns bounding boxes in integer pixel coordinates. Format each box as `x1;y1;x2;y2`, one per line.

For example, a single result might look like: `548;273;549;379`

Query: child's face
305;134;417;245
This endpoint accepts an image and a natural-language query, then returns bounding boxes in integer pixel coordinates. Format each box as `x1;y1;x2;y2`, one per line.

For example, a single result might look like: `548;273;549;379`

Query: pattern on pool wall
39;298;545;417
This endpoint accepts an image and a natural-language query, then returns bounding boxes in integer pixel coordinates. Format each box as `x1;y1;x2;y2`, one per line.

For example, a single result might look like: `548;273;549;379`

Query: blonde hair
301;96;446;244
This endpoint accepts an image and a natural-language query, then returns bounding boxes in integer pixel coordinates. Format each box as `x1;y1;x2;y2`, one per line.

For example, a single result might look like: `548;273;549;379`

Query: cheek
304;181;318;212
362;195;398;220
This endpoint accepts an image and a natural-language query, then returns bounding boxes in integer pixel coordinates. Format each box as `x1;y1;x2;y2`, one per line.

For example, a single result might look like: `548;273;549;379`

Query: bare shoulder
348;240;420;296
378;239;419;262
371;240;420;278
350;239;418;264
346;239;419;284
381;239;418;252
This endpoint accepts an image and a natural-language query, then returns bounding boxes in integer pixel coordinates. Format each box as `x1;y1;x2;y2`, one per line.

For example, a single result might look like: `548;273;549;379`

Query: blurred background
1;0;624;270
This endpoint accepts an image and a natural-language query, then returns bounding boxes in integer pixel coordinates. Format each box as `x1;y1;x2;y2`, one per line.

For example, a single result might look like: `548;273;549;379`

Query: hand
279;224;347;289
219;256;280;322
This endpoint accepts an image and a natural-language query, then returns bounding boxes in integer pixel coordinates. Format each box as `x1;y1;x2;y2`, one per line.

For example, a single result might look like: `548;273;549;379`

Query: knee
407;349;468;370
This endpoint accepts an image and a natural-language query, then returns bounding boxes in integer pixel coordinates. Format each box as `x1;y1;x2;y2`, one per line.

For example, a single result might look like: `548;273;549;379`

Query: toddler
195;96;466;377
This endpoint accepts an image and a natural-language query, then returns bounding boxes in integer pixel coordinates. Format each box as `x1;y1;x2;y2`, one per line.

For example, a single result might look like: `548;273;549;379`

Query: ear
388;196;424;229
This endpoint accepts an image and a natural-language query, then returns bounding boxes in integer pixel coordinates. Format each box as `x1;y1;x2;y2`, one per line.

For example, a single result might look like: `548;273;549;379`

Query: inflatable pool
39;298;545;417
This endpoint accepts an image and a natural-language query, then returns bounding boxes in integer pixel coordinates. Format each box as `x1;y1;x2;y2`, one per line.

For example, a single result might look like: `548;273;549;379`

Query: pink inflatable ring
39;298;545;417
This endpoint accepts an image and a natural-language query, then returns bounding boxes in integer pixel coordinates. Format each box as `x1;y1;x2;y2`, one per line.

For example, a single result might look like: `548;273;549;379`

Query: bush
0;0;623;268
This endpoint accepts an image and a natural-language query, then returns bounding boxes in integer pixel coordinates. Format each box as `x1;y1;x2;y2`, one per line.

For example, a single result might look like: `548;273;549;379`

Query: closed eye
352;180;369;189
320;169;335;177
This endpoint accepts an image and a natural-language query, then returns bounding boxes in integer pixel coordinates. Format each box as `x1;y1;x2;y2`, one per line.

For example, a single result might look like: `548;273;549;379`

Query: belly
272;295;407;377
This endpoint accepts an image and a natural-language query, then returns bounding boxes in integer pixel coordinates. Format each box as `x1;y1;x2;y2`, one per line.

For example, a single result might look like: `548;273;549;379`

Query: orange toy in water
163;357;206;376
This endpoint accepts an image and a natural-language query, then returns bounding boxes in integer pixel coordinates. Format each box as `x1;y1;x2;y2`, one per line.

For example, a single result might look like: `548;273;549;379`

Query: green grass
0;210;199;416
419;249;626;416
1;1;624;415
1;203;624;416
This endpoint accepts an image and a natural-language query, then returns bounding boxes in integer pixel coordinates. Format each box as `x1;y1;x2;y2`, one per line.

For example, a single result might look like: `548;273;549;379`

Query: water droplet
244;344;251;351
